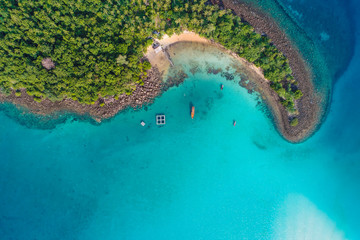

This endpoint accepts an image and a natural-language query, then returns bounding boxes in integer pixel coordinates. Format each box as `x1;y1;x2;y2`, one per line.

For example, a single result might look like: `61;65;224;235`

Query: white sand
146;32;210;75
145;31;265;80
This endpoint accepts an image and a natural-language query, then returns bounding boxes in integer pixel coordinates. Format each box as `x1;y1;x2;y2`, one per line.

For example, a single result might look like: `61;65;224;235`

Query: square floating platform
156;114;166;125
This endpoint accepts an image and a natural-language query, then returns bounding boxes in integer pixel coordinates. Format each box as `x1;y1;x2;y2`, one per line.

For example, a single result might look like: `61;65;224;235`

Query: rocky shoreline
219;0;322;142
0;67;163;123
0;1;321;142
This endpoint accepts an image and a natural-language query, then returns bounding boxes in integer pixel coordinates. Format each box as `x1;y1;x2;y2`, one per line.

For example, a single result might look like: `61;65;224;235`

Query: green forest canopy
0;0;302;112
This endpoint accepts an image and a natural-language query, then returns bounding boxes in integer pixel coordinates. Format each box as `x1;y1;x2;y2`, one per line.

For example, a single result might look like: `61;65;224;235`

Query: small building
152;41;160;49
156;114;166;125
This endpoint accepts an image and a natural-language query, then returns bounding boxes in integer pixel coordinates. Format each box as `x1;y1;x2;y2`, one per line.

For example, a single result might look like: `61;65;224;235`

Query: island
0;0;320;142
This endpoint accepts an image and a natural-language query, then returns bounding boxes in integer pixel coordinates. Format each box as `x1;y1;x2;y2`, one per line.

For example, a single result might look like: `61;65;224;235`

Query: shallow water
1;0;360;239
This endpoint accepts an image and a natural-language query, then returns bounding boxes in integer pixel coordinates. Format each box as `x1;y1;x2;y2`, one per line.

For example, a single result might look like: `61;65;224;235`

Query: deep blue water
0;0;360;239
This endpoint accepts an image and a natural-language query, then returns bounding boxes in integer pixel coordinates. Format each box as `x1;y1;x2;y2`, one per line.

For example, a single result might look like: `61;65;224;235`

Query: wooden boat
191;106;195;119
233;120;236;126
221;84;224;90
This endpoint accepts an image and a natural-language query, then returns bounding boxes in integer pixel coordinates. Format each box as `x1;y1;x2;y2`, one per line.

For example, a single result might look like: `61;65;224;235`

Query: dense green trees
0;0;301;112
290;117;299;127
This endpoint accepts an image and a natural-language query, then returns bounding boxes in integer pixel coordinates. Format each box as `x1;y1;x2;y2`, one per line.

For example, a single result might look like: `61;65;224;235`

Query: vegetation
0;0;301;112
290;117;299;127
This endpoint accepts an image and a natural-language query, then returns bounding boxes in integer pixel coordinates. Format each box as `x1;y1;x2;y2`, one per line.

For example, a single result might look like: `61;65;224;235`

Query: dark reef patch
221;71;235;81
205;97;215;111
253;140;267;150
239;77;256;95
189;62;201;75
207;67;223;75
163;69;189;91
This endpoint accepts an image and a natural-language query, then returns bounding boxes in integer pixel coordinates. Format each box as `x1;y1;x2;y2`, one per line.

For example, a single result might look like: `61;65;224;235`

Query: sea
0;0;359;239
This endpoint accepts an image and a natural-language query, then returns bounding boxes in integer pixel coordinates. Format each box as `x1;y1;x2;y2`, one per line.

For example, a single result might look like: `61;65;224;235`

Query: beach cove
0;0;323;142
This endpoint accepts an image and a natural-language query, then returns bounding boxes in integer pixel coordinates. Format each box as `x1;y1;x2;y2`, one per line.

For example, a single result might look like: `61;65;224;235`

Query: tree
290;118;299;127
116;55;128;65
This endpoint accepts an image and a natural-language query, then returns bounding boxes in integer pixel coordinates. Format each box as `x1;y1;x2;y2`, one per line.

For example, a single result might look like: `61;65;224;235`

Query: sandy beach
146;31;265;80
146;31;210;76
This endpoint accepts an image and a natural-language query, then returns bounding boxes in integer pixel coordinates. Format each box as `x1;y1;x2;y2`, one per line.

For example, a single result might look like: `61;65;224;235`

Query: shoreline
220;0;322;142
0;67;163;123
0;2;321;142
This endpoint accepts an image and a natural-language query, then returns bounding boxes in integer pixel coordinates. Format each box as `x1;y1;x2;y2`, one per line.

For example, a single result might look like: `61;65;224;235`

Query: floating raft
156;114;166;125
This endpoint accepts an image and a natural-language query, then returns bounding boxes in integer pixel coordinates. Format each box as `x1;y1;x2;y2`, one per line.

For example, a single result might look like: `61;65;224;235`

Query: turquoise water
1;1;360;240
